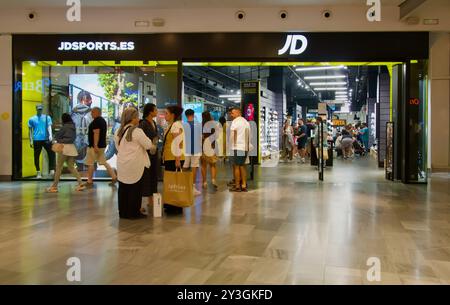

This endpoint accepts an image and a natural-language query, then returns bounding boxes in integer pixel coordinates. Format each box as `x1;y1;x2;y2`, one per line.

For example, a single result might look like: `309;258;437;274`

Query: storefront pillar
429;32;450;173
0;34;12;181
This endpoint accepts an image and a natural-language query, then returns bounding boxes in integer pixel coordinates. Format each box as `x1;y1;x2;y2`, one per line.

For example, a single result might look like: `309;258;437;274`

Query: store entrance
181;61;428;184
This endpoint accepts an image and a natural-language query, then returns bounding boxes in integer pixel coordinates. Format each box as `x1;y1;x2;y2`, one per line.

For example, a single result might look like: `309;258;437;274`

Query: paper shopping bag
163;170;194;207
153;193;162;218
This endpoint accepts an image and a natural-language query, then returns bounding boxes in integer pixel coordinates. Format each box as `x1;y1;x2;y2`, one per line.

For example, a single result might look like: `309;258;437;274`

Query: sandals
229;186;242;192
109;178;118;186
45;186;58;193
75;184;86;192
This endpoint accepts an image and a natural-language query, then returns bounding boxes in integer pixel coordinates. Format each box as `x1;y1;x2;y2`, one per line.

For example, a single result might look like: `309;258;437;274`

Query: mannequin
28;104;55;178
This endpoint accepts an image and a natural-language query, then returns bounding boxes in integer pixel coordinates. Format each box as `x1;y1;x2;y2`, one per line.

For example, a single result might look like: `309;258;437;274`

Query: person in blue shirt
359;123;370;152
28;104;55;178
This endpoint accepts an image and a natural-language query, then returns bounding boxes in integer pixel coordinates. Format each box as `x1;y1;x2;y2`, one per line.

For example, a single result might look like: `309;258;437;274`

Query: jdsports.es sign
58;41;135;51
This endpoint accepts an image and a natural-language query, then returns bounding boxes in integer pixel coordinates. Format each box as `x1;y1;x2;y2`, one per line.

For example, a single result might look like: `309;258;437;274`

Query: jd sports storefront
12;32;429;183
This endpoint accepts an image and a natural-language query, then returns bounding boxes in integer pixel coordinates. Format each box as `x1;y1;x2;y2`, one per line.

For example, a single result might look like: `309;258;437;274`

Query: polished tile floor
0;157;449;285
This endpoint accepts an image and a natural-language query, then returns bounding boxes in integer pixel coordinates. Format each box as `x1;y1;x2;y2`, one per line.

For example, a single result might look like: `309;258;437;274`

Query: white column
429;32;450;172
0;35;12;180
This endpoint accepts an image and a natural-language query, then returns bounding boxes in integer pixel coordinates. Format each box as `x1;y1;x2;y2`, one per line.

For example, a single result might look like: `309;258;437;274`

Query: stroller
353;140;366;157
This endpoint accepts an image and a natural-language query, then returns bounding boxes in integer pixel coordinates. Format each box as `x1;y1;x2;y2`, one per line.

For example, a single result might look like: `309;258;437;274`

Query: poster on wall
241;80;260;164
68;73;138;172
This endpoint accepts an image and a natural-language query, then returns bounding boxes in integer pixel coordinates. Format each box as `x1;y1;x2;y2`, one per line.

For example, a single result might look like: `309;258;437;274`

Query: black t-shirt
88;116;107;148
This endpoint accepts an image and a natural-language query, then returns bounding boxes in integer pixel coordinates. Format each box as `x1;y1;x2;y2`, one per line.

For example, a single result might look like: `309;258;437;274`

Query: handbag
163;168;193;208
52;143;64;153
62;143;78;157
160;123;174;166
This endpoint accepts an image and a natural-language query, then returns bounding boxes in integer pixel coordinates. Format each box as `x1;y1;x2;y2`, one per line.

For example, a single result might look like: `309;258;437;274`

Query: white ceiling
0;0;406;9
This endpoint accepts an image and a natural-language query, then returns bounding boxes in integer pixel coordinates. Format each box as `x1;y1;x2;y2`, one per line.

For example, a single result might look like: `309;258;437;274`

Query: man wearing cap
28;104;55;179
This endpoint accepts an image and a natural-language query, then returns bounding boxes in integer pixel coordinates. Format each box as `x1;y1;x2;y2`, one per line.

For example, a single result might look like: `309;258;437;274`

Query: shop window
15;60;178;179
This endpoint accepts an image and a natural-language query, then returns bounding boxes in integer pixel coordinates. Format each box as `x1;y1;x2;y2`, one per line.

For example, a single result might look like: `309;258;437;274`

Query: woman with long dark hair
114;107;156;219
46;113;85;193
162;105;185;214
139;103;159;214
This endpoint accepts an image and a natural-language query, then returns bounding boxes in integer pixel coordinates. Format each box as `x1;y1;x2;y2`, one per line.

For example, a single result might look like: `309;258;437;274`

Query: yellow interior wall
22;61;44;178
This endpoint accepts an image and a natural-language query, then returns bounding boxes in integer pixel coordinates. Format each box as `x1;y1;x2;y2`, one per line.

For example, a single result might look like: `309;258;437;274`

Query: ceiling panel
0;0;406;9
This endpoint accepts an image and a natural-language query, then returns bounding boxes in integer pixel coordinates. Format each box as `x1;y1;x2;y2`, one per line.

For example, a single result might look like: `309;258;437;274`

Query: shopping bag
316;148;329;161
163;169;193;207
153;193;163;218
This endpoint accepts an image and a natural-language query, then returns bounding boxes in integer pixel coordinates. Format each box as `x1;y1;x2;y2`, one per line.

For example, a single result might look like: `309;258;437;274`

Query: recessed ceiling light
309;82;347;86
304;75;346;80
313;87;348;91
296;65;345;72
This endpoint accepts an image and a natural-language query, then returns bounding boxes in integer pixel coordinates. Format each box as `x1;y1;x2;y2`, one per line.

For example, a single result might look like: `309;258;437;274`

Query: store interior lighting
313;87;348;91
304;75;346;80
295;65;345;72
219;94;241;98
309;82;347;86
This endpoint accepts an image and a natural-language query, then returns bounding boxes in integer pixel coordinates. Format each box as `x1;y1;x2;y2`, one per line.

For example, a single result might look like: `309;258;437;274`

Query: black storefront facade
12;32;429;183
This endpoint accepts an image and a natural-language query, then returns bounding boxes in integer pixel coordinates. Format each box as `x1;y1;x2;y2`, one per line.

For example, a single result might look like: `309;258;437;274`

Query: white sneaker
36;171;42;179
193;187;201;196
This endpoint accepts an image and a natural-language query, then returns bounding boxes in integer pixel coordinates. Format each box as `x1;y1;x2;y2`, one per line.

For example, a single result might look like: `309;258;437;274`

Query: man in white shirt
229;107;250;192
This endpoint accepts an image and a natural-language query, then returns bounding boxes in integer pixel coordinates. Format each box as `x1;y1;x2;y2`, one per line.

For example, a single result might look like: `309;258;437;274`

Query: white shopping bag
153;193;162;218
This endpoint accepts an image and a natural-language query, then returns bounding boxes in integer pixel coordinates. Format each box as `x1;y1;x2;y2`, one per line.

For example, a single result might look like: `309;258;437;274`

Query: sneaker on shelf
36;171;42;179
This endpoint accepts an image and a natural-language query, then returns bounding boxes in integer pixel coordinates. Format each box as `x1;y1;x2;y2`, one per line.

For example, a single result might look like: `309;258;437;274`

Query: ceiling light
304;75;346;80
296;65;345;72
219;94;241;98
313;87;348;91
309;82;347;86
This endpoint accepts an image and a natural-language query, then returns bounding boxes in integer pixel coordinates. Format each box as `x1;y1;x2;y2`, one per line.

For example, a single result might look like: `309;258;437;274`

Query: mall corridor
0;159;449;285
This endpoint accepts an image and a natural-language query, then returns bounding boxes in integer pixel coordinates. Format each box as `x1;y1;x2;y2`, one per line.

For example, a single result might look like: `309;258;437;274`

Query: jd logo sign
278;35;308;56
